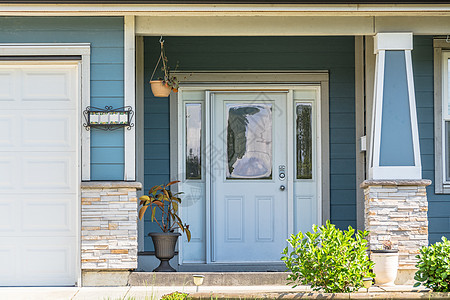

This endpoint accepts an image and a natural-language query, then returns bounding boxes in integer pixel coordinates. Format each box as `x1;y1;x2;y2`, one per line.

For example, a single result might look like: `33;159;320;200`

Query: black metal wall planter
83;106;134;131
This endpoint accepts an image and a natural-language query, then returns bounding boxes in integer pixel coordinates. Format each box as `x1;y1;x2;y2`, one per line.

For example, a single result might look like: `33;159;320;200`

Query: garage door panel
0;115;16;147
22;154;75;191
0;200;16;232
22;68;76;104
0;70;17;102
0;238;76;286
22;112;75;149
0;155;16;190
23;241;74;278
22;197;75;234
0;246;18;284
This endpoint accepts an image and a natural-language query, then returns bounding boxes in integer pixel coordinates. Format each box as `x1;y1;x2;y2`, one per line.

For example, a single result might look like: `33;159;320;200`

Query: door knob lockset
280;185;286;191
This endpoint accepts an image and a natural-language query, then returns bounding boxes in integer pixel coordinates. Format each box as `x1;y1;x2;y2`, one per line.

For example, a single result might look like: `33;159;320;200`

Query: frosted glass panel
186;103;202;180
296;103;312;179
226;104;272;179
448;59;450;116
446;122;450;182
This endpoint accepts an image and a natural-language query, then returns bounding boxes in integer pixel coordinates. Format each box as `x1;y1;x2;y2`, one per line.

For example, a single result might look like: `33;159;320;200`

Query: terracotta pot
149;232;181;272
371;250;399;286
150;80;171;97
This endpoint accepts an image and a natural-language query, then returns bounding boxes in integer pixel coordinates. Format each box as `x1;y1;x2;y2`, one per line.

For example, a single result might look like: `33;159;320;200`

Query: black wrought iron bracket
83;106;134;131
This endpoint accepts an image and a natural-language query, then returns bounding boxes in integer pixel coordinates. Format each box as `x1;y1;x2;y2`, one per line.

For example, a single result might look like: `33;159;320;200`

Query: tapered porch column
362;33;430;284
369;32;421;179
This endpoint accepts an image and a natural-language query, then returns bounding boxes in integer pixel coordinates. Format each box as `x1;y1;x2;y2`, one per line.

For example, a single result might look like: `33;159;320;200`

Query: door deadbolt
279;165;286;181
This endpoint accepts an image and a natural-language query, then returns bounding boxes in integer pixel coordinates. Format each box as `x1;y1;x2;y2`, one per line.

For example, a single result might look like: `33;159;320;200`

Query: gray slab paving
0;285;443;300
0;287;79;300
72;287;130;300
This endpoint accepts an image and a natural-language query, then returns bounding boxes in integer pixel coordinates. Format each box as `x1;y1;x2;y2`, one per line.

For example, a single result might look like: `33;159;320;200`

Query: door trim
170;72;330;265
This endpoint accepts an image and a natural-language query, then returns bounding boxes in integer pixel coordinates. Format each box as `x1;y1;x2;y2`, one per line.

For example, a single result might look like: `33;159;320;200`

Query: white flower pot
371;251;399;286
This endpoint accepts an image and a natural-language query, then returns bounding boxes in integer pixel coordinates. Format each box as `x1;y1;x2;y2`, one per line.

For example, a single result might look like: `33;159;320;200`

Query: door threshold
178;263;286;272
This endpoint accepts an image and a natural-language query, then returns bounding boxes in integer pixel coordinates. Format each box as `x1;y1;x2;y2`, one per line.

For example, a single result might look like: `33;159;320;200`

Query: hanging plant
150;37;179;97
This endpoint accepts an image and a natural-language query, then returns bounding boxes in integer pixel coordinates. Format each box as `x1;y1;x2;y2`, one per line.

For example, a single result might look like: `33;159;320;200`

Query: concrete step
128;272;289;286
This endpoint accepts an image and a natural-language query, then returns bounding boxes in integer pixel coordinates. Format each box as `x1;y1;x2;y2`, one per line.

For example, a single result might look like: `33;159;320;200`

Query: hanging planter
150;80;171;97
150;37;179;98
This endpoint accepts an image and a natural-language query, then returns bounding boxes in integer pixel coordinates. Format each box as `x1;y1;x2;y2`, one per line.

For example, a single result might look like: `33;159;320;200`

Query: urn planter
371;250;399;286
149;232;181;272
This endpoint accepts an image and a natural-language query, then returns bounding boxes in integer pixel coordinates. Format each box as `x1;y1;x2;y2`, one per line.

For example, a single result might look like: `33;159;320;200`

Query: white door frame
0;43;90;286
170;71;330;265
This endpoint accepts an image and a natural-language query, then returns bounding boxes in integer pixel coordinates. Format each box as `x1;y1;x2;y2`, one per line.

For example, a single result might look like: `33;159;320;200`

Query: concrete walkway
0;285;441;300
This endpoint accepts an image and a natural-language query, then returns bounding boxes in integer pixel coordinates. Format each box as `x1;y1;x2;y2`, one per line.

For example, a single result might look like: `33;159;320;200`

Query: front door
178;85;321;267
211;92;288;262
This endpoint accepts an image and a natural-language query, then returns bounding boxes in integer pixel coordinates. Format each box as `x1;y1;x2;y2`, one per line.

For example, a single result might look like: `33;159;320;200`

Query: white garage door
0;62;79;286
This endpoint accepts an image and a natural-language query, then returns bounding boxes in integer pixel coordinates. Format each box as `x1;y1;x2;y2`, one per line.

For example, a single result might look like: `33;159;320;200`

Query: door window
226;103;273;179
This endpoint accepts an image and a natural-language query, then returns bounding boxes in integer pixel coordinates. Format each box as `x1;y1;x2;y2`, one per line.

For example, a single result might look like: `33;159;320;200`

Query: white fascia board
374;33;413;53
0;4;449;16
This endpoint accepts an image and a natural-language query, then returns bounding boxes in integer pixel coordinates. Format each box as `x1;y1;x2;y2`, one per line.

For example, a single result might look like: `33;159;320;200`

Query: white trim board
124;15;136;181
434;39;450;194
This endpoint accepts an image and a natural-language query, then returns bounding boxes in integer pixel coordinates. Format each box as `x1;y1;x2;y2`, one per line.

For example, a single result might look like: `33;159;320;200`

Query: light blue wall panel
413;36;450;244
380;51;414;166
143;36;356;251
0;17;125;180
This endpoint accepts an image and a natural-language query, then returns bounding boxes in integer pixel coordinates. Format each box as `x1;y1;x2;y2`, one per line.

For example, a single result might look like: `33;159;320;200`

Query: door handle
280;185;286;191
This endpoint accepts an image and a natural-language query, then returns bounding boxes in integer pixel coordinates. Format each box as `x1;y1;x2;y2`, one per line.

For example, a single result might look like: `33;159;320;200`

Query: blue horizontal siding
0;17;125;180
91;97;124;110
413;36;450;244
143;36;356;247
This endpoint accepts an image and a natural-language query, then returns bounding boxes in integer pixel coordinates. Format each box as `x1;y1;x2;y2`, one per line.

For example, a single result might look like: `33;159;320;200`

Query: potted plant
150;38;179;97
371;240;399;286
139;181;190;272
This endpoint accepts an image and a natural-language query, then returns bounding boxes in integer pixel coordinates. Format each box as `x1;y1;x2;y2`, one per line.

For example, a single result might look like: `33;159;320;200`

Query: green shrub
160;292;191;300
414;236;450;292
281;220;374;293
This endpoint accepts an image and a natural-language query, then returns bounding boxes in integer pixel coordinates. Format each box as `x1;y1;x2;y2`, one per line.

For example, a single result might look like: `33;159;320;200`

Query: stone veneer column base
81;181;142;286
361;179;431;285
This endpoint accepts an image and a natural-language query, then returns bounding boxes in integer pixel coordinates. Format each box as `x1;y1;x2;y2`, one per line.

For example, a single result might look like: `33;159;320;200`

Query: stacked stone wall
361;180;431;271
81;182;142;270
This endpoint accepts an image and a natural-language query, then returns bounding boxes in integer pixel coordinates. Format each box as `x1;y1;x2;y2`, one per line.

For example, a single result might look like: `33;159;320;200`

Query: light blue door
211;92;288;263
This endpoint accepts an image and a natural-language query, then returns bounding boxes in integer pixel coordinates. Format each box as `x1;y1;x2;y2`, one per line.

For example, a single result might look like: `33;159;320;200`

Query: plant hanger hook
151;36;166;81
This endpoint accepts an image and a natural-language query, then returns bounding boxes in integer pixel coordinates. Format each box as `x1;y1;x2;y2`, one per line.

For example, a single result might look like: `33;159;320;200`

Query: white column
369;33;422;180
124;15;136;181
